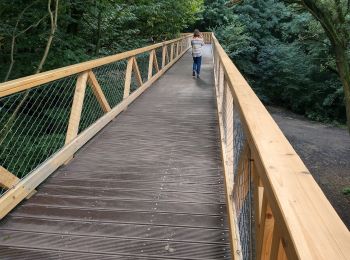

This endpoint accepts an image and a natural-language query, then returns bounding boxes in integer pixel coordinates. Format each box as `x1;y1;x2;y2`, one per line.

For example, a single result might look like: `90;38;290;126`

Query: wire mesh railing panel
155;47;162;73
135;52;150;83
217;65;254;259
231;104;253;260
130;73;139;93
0;75;77;193
0;35;191;220
92;60;127;108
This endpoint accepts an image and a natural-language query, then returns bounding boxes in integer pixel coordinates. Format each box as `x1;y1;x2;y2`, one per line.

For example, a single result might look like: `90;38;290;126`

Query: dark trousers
192;56;202;75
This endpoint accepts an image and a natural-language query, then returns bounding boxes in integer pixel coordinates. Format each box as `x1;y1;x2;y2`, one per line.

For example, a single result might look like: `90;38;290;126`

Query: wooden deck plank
0;46;231;259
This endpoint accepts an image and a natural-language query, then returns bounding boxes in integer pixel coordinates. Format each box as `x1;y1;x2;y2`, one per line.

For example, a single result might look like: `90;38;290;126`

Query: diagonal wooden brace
88;70;112;112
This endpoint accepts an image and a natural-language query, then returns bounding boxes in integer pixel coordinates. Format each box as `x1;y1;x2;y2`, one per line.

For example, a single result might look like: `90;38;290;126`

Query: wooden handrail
212;32;350;259
1;31;348;259
0;35;191;219
0;36;191;98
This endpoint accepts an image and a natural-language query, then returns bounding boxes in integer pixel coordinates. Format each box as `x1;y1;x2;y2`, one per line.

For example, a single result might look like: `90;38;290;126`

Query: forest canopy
194;0;349;125
0;0;349;126
0;0;203;80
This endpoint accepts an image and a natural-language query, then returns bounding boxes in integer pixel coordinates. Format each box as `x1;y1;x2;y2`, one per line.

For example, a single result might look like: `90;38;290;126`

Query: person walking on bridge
191;29;204;78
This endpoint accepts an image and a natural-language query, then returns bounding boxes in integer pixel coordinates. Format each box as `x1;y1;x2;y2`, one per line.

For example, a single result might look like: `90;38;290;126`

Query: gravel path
269;106;350;229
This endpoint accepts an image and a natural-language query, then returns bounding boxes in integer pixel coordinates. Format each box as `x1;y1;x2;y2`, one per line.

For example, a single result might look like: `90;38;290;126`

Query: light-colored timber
0;36;191;97
212;32;350;260
0;166;19;189
123;57;134;100
0;38;190;221
0;45;231;260
0;32;348;260
88;70;112;112
65;72;89;145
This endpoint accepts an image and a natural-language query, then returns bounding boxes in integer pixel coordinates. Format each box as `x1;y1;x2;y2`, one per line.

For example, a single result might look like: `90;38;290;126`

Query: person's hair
193;29;200;37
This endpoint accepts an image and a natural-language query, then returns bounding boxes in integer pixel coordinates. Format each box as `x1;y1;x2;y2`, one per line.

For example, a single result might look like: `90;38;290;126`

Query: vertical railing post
170;43;174;61
257;192;275;260
123;57;134;100
148;50;155;80
65;71;89;145
176;41;180;56
148;49;160;80
253;166;264;255
162;45;167;68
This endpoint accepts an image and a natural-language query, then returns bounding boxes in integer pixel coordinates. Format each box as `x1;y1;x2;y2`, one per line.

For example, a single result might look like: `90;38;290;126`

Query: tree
212;0;345;124
292;0;350;132
229;0;350;131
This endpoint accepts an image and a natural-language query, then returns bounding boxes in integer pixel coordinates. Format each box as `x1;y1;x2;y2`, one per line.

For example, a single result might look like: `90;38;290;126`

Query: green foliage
0;0;203;80
0;0;203;181
343;187;350;195
203;0;347;124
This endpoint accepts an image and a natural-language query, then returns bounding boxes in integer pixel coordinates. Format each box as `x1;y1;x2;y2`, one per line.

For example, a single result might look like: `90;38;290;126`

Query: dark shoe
197;74;200;78
192;71;195;77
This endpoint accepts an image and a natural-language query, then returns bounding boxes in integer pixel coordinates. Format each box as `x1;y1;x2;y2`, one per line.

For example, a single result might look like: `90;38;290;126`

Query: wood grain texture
65;72;89;145
212;33;350;259
0;46;231;260
123;57;134;99
88;70;112;112
0;44;190;221
0;166;20;190
132;57;143;87
0;36;191;97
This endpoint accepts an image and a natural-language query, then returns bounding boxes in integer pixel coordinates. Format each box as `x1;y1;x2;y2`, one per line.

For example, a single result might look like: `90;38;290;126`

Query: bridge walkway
0;46;232;259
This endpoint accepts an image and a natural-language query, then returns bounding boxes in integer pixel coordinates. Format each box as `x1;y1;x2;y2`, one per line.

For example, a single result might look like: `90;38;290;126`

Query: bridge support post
161;45;167;68
64;71;89;164
123;57;134;100
257;192;275;260
170;43;174;62
148;50;159;80
65;72;89;146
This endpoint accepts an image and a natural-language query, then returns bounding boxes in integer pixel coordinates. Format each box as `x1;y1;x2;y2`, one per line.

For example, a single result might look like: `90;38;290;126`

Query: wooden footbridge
0;33;349;260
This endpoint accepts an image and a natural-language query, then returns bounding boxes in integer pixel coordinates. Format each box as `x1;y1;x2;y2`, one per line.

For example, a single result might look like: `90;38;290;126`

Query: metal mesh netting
92;60;127;108
0;76;77;193
0;60;133;189
231;105;253;260
214;43;254;260
78;85;105;133
135;52;150;83
0;38;189;198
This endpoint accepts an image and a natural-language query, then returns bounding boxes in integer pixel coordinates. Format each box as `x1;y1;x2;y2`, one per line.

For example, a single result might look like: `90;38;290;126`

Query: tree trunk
0;0;59;143
334;45;350;132
94;9;102;56
296;0;350;132
4;37;15;82
67;1;84;35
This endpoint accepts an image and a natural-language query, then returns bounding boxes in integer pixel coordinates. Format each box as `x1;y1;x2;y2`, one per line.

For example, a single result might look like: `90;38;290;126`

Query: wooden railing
212;32;350;259
181;32;212;44
202;32;212;44
0;31;349;259
0;35;191;219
